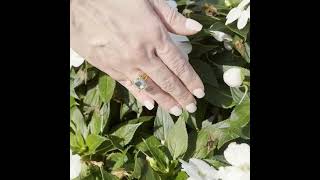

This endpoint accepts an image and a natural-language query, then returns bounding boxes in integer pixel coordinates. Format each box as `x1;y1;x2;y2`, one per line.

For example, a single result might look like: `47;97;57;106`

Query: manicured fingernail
185;18;203;32
186;103;197;113
144;100;154;110
193;88;205;98
170;106;182;116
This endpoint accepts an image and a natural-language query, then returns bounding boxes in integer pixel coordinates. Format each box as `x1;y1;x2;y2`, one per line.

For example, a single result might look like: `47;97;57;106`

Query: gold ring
133;73;148;90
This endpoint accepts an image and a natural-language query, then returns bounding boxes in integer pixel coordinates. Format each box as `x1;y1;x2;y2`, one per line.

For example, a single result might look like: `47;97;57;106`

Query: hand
70;0;205;116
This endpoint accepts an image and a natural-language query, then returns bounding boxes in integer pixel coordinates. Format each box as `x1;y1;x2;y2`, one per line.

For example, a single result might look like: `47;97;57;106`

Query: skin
70;0;205;115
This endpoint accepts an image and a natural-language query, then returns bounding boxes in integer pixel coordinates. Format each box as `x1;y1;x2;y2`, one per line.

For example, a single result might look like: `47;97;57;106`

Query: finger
118;80;155;110
149;0;202;35
96;65;155;110
156;38;205;99
141;58;198;113
127;70;183;116
88;55;155;110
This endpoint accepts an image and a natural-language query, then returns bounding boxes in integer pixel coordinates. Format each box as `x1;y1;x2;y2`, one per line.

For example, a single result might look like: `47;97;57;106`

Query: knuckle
167;8;178;24
159;77;176;93
172;58;189;77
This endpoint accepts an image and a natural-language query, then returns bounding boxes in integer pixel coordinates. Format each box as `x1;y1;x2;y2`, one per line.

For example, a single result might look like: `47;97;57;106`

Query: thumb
149;0;202;35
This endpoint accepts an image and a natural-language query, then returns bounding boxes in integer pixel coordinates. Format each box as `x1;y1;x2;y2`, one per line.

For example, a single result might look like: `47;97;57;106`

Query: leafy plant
70;0;250;179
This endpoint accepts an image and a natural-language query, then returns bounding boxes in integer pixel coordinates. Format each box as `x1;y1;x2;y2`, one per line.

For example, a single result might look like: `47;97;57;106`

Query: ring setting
133;73;148;90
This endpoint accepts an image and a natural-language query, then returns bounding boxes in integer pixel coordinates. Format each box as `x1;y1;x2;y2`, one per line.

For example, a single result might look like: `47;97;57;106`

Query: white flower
180;158;219;180
209;31;233;50
217;142;250;180
223;67;244;87
218;166;250;180
169;33;193;54
166;0;193;54
166;0;178;10
225;0;250;29
70;150;81;179
70;48;85;69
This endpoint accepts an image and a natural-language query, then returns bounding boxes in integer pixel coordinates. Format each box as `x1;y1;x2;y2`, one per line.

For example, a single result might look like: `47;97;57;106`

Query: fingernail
193;88;205;98
186;103;197;113
169;106;182;116
185;18;203;32
144;100;154;110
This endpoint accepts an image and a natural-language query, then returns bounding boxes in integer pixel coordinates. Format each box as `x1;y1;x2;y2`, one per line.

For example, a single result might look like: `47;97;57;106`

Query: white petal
237;10;250;29
189;158;218;177
70;48;85;68
70;150;81;179
224;41;233;50
211;31;232;42
223;67;243;87
226;8;242;25
175;42;193;54
246;6;250;18
217;166;249;180
166;0;178;10
169;33;190;42
237;0;250;9
224;142;250;167
180;160;203;180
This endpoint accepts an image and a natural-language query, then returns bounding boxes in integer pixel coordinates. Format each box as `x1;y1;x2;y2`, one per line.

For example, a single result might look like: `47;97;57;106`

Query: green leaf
211;50;247;67
175;171;188;180
141;160;161;180
98;74;116;103
70;106;88;138
73;69;85;88
208;21;229;32
230;87;249;104
210;99;250;148
186;113;198;130
86;134;107;154
70;82;79;99
111;123;143;146
89;103;110;135
120;91;143;119
189;43;219;58
70;96;78;107
244;43;250;63
100;168;119;180
132;154;144;179
191;60;219;88
107;152;128;170
154;107;174;142
193;128;217;159
204;84;234;108
166;114;188;160
84;87;101;108
184;131;198;160
233;35;250;63
128;116;154;124
144;138;170;173
71;132;87;153
227;22;250;40
136;136;161;153
189;14;219;28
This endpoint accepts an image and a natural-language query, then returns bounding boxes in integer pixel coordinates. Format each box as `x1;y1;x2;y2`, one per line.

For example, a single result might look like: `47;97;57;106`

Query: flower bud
223;67;243;87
